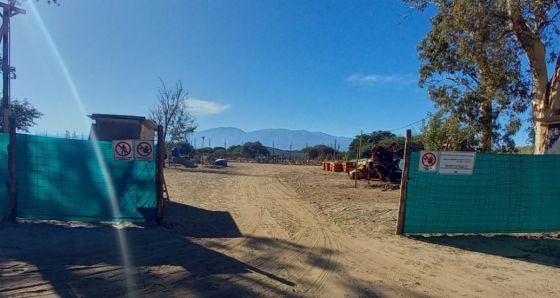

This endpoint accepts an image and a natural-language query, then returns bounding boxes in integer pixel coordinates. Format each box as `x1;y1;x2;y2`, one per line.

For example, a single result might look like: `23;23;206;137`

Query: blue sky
14;0;439;139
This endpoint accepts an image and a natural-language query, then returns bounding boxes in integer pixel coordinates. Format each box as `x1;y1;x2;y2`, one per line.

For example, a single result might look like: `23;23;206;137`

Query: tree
419;111;478;151
302;145;337;160
173;141;195;156
348;131;396;158
412;0;530;152
0;99;42;132
347;130;423;159
506;0;560;153
227;145;243;158
148;79;197;150
241;142;269;158
408;0;560;153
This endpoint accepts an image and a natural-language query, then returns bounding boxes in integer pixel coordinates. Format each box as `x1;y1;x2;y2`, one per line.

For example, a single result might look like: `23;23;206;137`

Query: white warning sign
134;140;154;161
419;151;439;172
438;151;476;175
113;140;134;161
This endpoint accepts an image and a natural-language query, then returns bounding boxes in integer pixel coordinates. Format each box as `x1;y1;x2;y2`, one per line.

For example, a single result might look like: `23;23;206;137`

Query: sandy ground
1;162;560;297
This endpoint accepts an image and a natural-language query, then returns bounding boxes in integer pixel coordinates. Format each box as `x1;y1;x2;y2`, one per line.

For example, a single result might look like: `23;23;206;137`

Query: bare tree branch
149;79;197;150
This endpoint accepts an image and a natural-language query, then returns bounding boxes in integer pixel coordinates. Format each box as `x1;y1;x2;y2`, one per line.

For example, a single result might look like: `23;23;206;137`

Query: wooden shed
88;113;156;141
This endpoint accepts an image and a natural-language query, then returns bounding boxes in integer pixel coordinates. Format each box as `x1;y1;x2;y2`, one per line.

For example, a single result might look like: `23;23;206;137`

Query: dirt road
2;162;560;297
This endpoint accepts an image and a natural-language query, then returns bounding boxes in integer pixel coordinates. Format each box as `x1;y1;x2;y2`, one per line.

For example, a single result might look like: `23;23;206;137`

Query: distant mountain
194;127;352;151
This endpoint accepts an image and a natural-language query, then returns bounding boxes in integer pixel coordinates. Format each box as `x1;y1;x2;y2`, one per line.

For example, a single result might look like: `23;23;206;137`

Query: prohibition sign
136;141;153;157
115;141;132;157
421;152;437;168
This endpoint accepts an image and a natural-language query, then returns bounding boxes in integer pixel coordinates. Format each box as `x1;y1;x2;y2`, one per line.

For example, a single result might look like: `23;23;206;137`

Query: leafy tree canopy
407;0;560;153
0;99;42;132
413;0;530;151
226;142;269;159
302;145;337;160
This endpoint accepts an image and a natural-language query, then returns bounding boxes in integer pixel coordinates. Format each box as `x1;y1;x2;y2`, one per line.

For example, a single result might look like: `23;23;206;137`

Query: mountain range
193;127;352;151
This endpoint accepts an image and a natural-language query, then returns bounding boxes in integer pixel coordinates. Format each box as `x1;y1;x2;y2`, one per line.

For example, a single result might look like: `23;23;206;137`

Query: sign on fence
134;140;154;161
419;151;438;172
113;140;154;161
0;134;157;222
438;151;476;175
402;152;560;234
418;151;476;175
113;140;134;161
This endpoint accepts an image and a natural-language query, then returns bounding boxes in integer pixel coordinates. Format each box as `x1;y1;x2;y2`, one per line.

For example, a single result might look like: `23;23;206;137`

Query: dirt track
2;162;560;297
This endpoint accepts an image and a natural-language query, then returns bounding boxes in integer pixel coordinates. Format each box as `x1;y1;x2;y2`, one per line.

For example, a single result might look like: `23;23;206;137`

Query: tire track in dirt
270;175;341;296
206;176;323;295
179;168;340;296
209;170;340;296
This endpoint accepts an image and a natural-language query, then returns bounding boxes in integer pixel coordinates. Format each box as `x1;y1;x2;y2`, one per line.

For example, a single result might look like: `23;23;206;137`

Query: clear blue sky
13;0;439;138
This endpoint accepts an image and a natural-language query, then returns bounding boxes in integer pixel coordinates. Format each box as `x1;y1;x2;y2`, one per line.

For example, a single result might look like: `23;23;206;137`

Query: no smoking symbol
136;142;152;157
422;152;437;168
115;142;132;156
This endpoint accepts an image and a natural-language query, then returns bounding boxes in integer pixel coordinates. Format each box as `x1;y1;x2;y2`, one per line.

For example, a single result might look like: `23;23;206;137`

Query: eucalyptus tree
408;0;560;153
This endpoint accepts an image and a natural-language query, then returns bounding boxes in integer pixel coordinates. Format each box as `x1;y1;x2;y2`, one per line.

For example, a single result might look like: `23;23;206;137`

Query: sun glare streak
27;2;137;296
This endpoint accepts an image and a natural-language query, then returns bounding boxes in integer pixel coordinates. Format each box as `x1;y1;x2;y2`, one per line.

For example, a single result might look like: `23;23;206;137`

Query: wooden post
355;130;363;188
1;3;11;134
0;2;25;134
396;129;412;235
3;115;16;222
156;125;165;224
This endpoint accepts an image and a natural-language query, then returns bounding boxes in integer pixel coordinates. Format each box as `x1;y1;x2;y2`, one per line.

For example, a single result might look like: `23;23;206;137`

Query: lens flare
27;2;137;296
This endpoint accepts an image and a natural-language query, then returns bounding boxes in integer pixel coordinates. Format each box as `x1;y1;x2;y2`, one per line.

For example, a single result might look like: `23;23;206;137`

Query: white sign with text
438;151;476;175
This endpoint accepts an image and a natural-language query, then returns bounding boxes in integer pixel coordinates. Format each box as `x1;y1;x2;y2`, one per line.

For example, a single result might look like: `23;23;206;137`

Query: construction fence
0;133;157;222
402;151;560;234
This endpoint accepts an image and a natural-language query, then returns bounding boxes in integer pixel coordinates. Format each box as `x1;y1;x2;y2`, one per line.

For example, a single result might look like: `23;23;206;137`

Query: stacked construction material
331;162;343;172
342;161;356;173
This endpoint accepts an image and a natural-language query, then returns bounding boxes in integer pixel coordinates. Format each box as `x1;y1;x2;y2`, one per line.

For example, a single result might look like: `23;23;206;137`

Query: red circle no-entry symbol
136;142;153;157
421;152;437;168
115;141;132;157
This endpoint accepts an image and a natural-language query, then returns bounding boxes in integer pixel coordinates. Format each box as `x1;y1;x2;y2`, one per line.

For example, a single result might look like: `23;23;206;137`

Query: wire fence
0;133;156;222
403;152;560;234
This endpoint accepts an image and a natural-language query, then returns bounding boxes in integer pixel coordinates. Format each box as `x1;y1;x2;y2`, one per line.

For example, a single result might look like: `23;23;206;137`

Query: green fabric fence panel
404;152;560;234
0;133;156;222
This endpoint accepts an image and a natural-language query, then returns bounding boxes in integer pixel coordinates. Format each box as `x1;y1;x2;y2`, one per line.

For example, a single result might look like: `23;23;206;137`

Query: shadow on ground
0;201;344;297
163;202;242;238
412;235;560;268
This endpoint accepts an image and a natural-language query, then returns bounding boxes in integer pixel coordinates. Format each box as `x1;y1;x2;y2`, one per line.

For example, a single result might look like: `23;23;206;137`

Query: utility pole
1;1;25;133
334;139;337;161
201;136;205;165
1;1;25;223
289;142;292;161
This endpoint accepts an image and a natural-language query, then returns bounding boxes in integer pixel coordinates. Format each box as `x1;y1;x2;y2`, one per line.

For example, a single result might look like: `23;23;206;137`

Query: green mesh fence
404;152;560;234
0;133;156;222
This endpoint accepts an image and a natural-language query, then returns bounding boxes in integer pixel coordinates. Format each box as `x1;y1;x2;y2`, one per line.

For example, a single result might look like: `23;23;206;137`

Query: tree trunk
480;98;493;152
507;0;551;154
528;39;549;154
3;115;16;223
